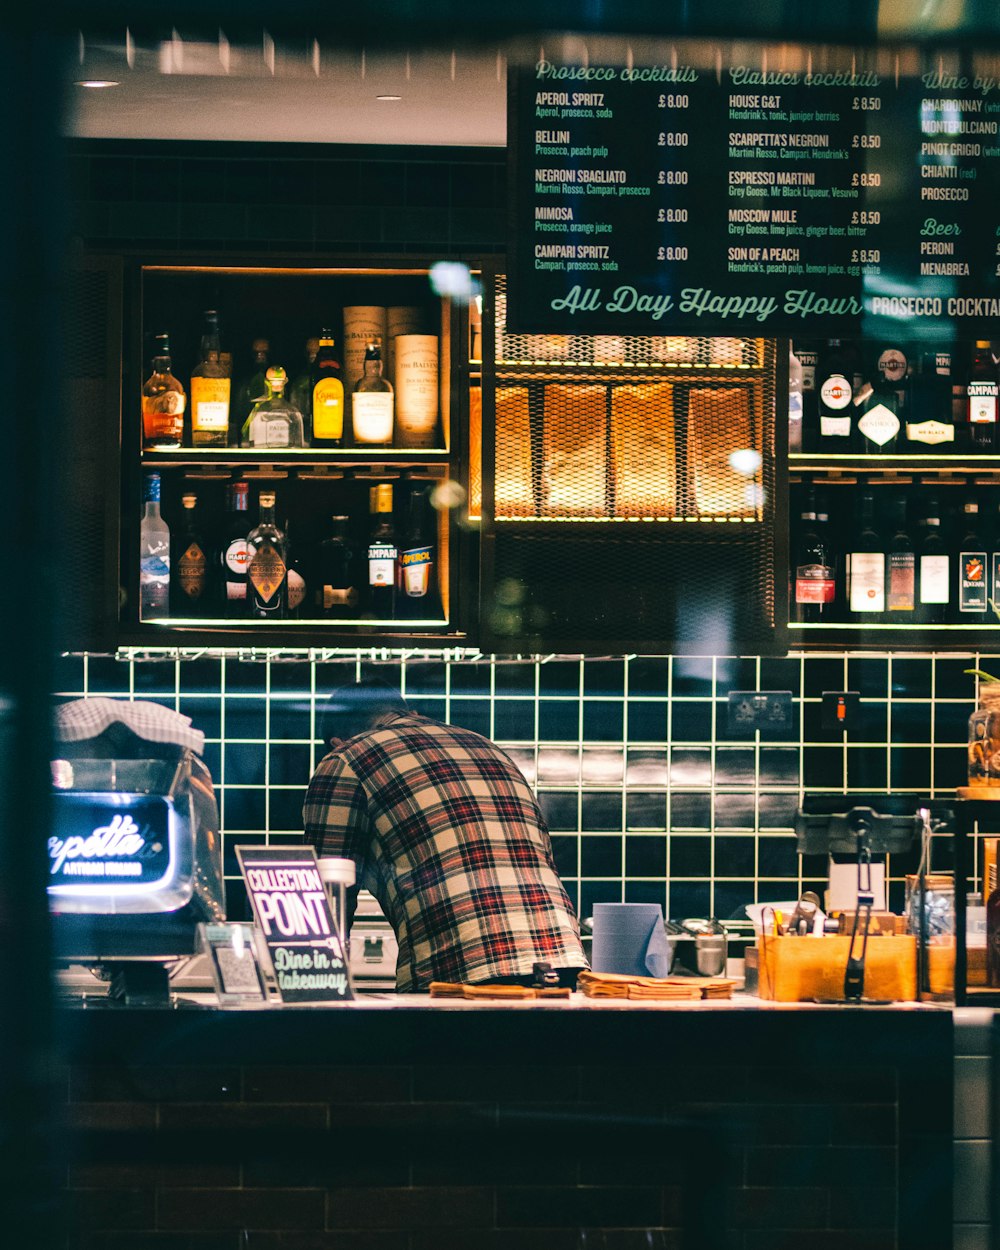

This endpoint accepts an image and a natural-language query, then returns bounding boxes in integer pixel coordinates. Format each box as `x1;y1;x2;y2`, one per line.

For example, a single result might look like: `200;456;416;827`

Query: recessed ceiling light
375;94;402;101
76;79;120;89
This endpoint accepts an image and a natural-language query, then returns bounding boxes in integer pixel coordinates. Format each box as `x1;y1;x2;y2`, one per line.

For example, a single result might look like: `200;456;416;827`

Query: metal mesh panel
488;275;779;651
65;270;110;379
495;281;763;370
468;383;482;520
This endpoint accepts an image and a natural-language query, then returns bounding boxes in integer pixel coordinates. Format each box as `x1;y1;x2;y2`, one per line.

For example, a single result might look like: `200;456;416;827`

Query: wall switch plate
726;691;793;737
822;690;861;734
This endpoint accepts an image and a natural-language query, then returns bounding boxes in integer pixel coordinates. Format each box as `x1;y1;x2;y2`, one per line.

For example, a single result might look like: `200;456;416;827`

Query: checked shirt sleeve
302;752;370;864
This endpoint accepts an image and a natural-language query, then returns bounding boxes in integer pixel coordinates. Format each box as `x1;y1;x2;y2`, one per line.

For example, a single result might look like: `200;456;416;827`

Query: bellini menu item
508;52;1000;338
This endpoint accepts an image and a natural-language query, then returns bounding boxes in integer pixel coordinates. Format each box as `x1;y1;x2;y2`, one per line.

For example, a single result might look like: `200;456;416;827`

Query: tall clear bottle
246;491;288;619
139;472;171;621
142;333;186;449
190;310;231;447
352;339;394;446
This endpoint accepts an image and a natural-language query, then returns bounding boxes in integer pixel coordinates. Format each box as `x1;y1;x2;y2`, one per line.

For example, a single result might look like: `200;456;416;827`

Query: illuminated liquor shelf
789;453;1000;474
141;448;450;468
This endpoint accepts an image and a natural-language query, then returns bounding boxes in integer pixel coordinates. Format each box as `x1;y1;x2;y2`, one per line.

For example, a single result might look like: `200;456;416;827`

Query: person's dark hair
319;678;408;747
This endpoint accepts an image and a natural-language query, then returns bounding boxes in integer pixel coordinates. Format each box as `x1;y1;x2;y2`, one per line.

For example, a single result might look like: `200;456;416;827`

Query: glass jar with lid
968;684;1000;786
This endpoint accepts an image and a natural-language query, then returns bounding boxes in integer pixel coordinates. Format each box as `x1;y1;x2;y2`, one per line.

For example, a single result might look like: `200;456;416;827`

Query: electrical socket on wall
726;691;793;737
821;690;861;734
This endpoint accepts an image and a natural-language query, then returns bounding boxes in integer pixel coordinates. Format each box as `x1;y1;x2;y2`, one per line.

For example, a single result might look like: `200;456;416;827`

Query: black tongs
844;848;874;1002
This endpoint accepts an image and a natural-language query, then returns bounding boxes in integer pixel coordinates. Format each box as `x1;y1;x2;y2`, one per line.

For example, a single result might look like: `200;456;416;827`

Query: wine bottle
958;495;988;622
792;489;835;622
847;491;885;616
885;498;915;617
906;348;955;450
139;472;171;621
315;515;359;619
917;501;950;625
246;491;287;619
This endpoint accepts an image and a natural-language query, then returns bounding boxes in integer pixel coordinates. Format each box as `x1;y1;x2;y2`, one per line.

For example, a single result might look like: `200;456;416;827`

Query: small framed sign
200;922;268;1007
236;845;353;1003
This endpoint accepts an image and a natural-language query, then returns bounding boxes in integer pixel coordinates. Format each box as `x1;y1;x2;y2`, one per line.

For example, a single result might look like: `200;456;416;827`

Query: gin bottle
139;472;171;621
242;367;305;449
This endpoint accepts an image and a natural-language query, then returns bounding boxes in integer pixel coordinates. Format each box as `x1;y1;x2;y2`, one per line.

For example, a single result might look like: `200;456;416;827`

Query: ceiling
67;34;511;146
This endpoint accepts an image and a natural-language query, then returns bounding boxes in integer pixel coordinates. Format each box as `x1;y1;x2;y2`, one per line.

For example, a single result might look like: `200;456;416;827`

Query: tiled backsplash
53;649;989;924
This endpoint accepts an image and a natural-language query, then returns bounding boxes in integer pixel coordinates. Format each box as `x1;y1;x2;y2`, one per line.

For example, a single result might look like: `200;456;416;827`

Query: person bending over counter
303;679;587;992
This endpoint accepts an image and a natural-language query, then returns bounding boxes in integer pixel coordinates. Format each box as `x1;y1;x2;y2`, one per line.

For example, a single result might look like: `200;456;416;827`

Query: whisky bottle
352;339;394;446
847;491;885;616
966;341;999;452
398;484;436;612
172;491;209;615
958;496;988;621
367;483;397;618
311;329;345;448
220;481;250;613
246;491;287;619
242;367;305;449
190;310;231;447
139;472;171;621
792;490;834;622
917;501;950;624
315;516;359;619
142;333;186;449
290;337;320;443
235;339;270;445
885;498;915;616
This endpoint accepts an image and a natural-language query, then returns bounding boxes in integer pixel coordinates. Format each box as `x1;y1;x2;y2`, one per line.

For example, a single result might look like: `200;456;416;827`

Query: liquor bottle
846;491;885;616
190;310;231;447
367;483;398;618
885;498;916;617
966;341;999;452
352;339;395;446
314;515;359;619
794;341;818;453
242;367;305;449
246;491;287;619
142;333;186;449
905;348;955;450
220;481;250;614
172;491;209;615
235;339;270;445
139;472;171;621
290;337;320;444
311;329;345;448
791;489;834;622
854;380;900;453
958;496;988;621
816;339;854;448
989;494;1000;621
284;520;308;618
398;485;436;611
917;500;950;624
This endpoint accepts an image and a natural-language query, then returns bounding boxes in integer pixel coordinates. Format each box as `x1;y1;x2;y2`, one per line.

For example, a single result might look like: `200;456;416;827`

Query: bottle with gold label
190;310;231;447
142;333;186;449
172;492;209;616
246;490;287;619
311;329;345;448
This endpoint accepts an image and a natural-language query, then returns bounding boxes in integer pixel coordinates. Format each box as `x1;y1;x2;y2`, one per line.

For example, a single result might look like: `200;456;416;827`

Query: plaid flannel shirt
303;712;586;992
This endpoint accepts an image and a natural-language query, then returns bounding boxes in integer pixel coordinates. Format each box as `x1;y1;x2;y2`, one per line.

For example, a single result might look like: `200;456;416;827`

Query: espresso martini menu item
508;52;1000;338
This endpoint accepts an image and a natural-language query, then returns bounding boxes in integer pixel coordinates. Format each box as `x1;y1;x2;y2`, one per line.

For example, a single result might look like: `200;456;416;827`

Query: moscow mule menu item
508;49;1000;338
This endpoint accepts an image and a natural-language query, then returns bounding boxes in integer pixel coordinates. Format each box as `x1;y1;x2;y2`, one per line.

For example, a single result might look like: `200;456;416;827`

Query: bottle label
352;393;394;444
887;552;915;611
857;403;900;447
877;348;907;384
968;381;999;423
820;414;852;437
820;373;852;411
368;543;397;586
287;568;306;611
905;420;954;445
248;542;287;603
142;392;186;444
401;545;433;597
848;552;885;612
960;551;988;612
313;378;344;439
322;586;360;610
225;539;249;577
798;351;817;390
190;378;231;430
920;554;950;604
140;554;170;583
261;418;291;447
794;564;834;604
178;543;207;598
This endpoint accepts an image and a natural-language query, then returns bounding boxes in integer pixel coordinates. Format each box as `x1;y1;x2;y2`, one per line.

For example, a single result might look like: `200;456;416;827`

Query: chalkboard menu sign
507;48;1000;339
237;846;353;1003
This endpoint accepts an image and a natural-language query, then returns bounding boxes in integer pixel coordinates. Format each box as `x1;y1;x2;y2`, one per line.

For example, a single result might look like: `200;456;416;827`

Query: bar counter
56;995;955;1250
